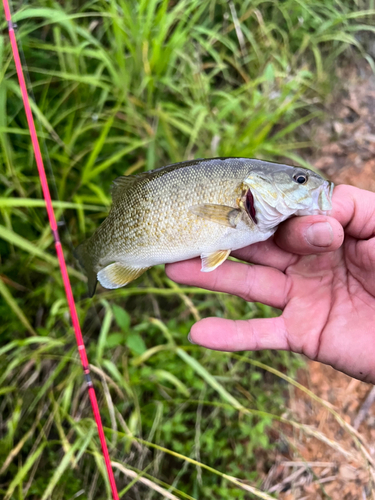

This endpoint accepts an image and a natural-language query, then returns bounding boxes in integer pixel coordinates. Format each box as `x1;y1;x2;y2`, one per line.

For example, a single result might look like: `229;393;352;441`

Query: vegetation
1;0;374;498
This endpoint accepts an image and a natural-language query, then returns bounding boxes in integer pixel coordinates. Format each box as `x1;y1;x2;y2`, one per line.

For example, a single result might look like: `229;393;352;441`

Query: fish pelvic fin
189;204;241;228
97;263;149;290
201;249;231;272
73;241;98;297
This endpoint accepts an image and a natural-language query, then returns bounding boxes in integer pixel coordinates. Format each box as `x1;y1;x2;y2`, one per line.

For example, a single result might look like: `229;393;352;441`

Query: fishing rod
2;2;120;499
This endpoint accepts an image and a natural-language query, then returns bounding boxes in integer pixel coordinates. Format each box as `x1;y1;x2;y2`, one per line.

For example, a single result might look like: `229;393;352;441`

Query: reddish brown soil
260;63;375;499
312;64;375;191
262;362;375;499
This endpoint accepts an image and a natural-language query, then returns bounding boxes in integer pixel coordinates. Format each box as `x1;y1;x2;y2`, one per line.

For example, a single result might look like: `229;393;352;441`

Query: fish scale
74;158;333;296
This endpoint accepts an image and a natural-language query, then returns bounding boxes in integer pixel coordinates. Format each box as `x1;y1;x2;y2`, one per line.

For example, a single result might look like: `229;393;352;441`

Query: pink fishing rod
2;2;120;499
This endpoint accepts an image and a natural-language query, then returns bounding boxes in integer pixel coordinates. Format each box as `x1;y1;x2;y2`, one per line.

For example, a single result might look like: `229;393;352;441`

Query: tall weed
1;0;374;498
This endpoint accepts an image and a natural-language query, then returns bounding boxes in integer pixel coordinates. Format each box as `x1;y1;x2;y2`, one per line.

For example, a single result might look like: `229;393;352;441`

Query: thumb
274;215;344;255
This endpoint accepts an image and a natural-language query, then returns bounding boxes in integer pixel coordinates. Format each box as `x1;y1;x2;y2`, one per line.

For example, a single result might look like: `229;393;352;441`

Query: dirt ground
261;63;375;499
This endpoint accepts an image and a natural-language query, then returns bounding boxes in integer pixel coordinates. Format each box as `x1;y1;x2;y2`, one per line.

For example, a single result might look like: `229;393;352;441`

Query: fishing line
2;2;120;499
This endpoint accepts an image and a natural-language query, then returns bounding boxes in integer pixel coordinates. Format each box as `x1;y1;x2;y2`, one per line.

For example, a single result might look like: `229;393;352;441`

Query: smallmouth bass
75;158;333;296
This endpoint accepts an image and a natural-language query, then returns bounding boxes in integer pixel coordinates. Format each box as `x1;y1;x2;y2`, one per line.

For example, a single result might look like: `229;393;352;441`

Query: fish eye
293;172;308;185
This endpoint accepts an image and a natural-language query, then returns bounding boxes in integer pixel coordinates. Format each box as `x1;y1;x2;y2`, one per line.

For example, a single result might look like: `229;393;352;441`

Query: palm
281;240;375;381
166;185;375;383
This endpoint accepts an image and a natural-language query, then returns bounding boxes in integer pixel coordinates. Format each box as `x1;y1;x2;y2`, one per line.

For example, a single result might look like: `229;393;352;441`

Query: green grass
1;0;374;498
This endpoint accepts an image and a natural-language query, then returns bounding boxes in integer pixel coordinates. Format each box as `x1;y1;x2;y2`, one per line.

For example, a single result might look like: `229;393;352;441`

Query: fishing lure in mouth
75;157;333;296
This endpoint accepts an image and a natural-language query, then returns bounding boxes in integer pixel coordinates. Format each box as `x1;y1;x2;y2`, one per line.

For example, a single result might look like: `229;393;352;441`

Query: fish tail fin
74;241;98;297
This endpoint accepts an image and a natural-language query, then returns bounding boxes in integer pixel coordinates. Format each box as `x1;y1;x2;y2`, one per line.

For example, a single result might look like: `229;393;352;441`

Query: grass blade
176;348;244;411
4;443;46;500
0;278;36;335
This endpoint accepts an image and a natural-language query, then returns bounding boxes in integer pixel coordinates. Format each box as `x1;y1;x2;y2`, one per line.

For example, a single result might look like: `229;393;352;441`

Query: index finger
165;257;288;309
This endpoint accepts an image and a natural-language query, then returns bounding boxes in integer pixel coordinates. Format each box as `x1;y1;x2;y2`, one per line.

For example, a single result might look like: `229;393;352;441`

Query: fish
74;157;333;296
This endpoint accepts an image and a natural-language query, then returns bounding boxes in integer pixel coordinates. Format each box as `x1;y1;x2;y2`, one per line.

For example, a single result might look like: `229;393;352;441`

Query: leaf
82;139;151;183
0;197;104;211
102;359;132;397
0;224;84;280
0;386;16;396
176;348;244;411
106;332;125;348
27;67;111;90
4;443;46;500
82;112;116;181
112;304;131;332
153;369;190;397
126;333;147;355
40;436;85;500
96;302;113;363
0;278;36;335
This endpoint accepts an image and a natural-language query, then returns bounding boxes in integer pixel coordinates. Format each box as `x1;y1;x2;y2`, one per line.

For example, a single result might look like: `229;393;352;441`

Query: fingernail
306;222;333;247
187;332;197;344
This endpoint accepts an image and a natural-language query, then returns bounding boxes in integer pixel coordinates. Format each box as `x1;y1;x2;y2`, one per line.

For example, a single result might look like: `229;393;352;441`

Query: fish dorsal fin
189;204;241;228
97;262;149;289
201;249;231;272
111;174;148;202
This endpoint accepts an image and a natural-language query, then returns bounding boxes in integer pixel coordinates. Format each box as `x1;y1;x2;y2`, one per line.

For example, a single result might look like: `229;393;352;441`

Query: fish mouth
317;180;334;212
244;173;334;228
296;180;333;216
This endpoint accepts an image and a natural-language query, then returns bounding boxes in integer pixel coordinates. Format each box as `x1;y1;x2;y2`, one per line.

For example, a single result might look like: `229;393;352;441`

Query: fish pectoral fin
97;263;149;290
189;204;241;228
201;249;231;272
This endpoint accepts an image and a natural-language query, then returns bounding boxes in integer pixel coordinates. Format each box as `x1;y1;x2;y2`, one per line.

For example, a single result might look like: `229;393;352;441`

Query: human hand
166;185;375;383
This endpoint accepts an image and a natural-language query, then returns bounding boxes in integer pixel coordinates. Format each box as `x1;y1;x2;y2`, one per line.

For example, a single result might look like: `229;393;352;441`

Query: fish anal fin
97;263;149;290
189;204;241;228
201;249;231;272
